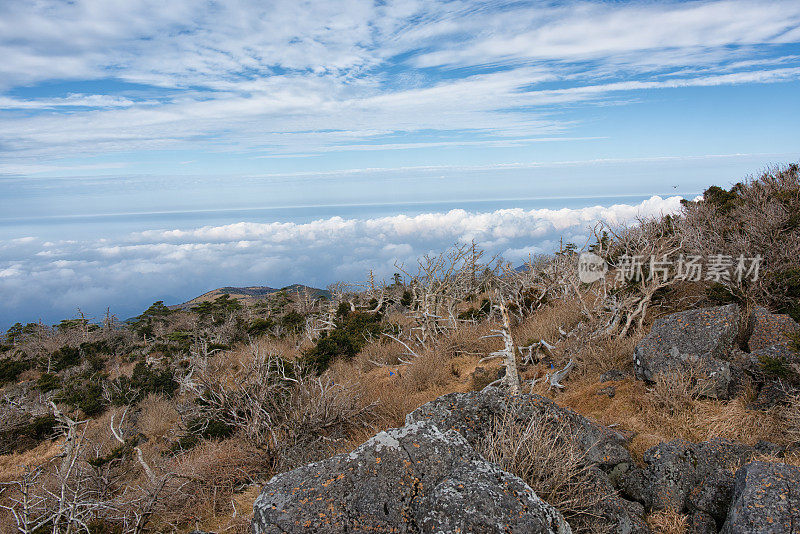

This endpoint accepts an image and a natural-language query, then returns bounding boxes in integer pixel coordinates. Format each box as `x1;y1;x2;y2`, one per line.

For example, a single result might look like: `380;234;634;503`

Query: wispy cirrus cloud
0;0;799;165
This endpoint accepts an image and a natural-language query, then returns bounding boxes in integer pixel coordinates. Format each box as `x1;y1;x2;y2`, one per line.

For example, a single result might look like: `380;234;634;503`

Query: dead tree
479;293;521;394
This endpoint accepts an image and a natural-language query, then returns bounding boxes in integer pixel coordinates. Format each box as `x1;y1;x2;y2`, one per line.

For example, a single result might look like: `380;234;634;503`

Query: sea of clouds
0;195;683;328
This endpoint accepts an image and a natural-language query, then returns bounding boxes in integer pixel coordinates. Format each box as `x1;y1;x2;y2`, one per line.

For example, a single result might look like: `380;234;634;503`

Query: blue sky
1;0;799;328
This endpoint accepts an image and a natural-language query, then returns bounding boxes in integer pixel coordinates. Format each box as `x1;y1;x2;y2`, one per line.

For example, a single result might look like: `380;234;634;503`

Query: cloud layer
0;195;683;328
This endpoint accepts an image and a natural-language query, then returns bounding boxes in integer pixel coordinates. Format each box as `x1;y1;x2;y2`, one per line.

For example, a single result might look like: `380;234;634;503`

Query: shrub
48;345;81;372
36;373;61;393
26;414;57;440
187;417;235;440
0;357;28;385
705;282;740;305
303;311;382;373
768;268;800;322
681;164;800;317
247;318;275;336
280;310;306;333
60;377;107;416
110;362;178;404
758;354;794;378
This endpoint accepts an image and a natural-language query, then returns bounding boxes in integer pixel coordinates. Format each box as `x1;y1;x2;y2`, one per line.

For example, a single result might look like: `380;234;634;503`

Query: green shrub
247;318;275;336
60;377;106;416
758;354;793;378
768;268;800;322
109;362;177;405
702;184;742;214
48;346;81;372
0;357;28;385
26;414;57;440
36;373;61;393
303;311;382;373
170;417;235;451
303;330;359;373
706;282;740;305
280;310;306;333
88;443;131;468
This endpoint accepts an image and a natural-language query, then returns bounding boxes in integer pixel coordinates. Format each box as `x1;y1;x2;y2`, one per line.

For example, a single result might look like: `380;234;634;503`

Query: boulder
638;438;762;513
748;307;800;358
634;304;739;398
687;511;718;534
406;386;633;468
600;369;629;382
722;461;800;534
251;420;571;534
688;469;736;522
406;387;650;533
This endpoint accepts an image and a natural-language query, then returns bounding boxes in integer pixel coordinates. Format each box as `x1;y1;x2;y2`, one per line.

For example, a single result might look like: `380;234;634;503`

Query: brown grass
646;509;687;534
137;393;180;444
479;409;613;534
157;437;268;530
554;374;786;461
512;298;582;349
783;393;800;444
0;438;62;482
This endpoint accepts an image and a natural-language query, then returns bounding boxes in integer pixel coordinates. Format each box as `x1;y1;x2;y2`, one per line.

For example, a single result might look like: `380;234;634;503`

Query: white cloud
0;0;799;162
0;195;683;326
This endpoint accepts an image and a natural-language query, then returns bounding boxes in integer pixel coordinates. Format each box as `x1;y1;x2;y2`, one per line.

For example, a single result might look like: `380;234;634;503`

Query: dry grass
647;369;701;415
354;338;408;370
137;393;179;443
550;332;642;380
646;509;687;534
157;437;268;530
553;373;786;462
782;393;800;444
513;298;582;349
402;351;456;392
0;438;62;482
479;410;613;534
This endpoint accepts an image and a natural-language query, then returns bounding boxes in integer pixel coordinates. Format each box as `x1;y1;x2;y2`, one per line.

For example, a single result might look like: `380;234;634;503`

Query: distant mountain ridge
168;284;330;311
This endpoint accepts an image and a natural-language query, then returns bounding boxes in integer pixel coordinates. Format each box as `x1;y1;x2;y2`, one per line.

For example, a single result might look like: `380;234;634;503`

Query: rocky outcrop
721;461;800;534
633;304;739;398
749;306;800;359
250;381;795;533
251;419;571;534
406;386;633;468
406;387;650;533
633;304;800;402
620;438;764;515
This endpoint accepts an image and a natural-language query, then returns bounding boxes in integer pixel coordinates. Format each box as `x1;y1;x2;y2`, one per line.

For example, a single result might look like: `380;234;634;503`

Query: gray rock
752;379;794;409
600;369;629;382
642;439;700;511
406;387;650;533
688;511;718;534
406;386;633;468
585;466;651;534
688;470;736;522
641;438;761;513
748;307;800;359
619;466;651;507
722;461;800;534
598;385;616;398
634;304;739;398
251;420;571;534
